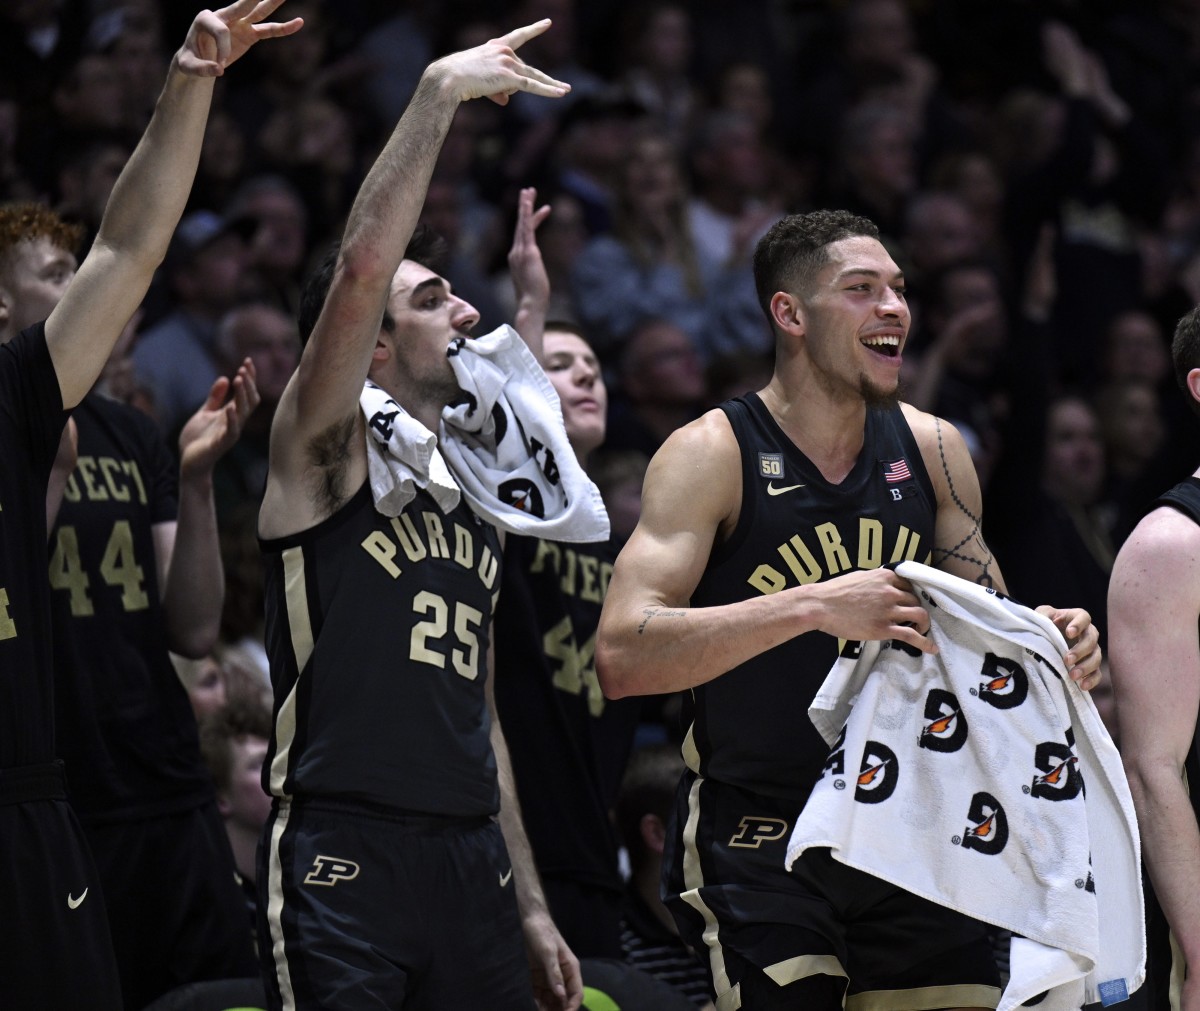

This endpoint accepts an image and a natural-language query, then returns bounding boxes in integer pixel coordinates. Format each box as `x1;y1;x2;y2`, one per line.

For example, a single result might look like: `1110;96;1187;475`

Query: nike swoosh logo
766;482;805;496
67;888;88;910
499;868;513;888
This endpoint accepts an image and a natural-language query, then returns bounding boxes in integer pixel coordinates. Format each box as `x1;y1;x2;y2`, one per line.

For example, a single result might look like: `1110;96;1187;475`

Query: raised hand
177;0;304;78
179;358;261;477
510;187;552;309
427;20;570;106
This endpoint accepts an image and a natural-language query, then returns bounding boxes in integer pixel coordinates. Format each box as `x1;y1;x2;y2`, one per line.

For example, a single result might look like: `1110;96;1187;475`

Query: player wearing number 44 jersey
0;6;301;1009
256;21;582;1011
596;210;1104;1011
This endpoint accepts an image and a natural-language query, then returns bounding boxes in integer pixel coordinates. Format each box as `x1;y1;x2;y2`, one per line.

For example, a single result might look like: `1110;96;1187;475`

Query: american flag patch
883;459;912;483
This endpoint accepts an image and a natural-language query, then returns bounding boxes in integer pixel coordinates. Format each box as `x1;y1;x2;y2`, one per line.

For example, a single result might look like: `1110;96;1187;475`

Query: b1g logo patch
304;855;361;887
758;453;783;478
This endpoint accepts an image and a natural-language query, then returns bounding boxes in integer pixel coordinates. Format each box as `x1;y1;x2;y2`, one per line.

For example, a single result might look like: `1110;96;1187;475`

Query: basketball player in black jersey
256;24;582;1011
596;210;1103;1010
1110;304;1200;1011
0;5;301;1008
494;190;641;960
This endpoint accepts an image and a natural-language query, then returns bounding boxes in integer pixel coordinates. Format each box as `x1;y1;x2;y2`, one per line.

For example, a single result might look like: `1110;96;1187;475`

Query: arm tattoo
638;607;687;634
929;418;997;588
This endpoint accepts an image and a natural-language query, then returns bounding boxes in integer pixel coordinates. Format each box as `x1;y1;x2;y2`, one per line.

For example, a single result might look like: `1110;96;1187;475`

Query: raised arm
508;186;552;361
1109;506;1200;1007
905;403;1101;685
265;23;568;502
45;0;302;408
156;360;260;657
596;410;934;699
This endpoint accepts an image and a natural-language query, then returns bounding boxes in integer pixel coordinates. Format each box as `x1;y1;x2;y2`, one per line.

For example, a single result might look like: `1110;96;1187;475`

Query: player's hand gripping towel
360;324;609;541
785;562;1144;1011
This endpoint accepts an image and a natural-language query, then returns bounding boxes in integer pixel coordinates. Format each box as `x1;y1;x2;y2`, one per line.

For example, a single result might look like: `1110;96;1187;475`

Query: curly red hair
0;203;83;273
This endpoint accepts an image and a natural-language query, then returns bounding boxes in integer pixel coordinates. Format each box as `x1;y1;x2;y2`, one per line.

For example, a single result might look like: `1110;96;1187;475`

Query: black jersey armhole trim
708;396;757;568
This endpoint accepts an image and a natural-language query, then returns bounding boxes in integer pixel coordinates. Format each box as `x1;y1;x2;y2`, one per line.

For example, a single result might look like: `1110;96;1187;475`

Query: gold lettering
578;554;600;602
749;564;786;594
391;515;427;562
889;526;922;563
77;456;108;501
98;457;131;502
362;531;402;578
453;524;473;568
814;522;851;575
63;473;81;503
559;547;577;596
122;460;147;504
478;545;498;590
0;587;15;640
858;518;883;569
780;535;822;584
422;512;449;559
530;538;559;575
599;562;613;598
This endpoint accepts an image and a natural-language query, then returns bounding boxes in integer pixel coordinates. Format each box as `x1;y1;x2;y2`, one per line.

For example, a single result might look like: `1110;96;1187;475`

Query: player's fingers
516;62;571;92
529;203;552;229
495;18;552;51
892;621;938;655
254;16;304;39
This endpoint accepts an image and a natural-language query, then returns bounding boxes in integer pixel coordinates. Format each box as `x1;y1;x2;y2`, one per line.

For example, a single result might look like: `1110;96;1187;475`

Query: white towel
784;562;1144;1011
360;324;609;541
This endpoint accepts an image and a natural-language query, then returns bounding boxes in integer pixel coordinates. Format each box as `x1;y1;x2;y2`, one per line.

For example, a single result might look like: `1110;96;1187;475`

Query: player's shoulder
653;407;738;471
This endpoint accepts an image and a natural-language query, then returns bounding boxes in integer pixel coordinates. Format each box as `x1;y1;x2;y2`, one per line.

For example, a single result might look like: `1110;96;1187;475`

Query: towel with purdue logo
360;324;609;542
785;562;1144;1011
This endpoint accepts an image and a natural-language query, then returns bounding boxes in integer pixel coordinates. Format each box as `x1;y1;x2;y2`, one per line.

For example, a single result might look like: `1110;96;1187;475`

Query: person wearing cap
131;207;256;433
0;3;301;1008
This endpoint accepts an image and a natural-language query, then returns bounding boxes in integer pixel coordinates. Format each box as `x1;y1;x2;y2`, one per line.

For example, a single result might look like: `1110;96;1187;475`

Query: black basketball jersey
0;323;68;768
50;394;212;822
493;534;639;888
688;394;937;802
260;482;503;816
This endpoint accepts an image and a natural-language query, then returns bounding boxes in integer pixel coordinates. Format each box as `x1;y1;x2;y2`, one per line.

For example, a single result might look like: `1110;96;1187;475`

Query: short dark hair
1172;305;1200;415
296;224;450;346
614;743;685;868
752;209;879;320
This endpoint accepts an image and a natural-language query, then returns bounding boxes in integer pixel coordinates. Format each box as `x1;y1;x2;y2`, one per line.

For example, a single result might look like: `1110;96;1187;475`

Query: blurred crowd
6;0;1200;733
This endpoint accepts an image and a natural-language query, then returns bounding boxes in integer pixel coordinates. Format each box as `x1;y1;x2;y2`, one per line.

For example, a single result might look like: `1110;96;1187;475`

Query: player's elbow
595;631;637;700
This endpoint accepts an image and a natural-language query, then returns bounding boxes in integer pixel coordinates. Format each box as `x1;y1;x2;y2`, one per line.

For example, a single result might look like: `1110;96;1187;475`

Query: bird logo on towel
854;741;899;804
973;653;1029;710
918;689;968;753
957;792;1009;855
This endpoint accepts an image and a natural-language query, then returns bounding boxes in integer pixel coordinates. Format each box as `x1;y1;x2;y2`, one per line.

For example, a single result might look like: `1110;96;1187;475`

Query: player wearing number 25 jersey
260;484;502;815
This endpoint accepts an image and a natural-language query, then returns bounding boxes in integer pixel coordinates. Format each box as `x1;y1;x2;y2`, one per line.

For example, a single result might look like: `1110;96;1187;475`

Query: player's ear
769;291;805;338
1188;367;1200;410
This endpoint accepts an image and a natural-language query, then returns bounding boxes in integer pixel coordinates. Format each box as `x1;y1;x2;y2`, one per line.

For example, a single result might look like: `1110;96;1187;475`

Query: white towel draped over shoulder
359;324;609;541
785;562;1144;1011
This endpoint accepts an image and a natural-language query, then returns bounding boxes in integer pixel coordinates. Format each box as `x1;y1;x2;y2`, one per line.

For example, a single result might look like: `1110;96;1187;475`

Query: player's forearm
596;588;820;698
1127;760;1200;968
490;716;550;920
163;473;223;657
94;61;215;264
337;73;460;288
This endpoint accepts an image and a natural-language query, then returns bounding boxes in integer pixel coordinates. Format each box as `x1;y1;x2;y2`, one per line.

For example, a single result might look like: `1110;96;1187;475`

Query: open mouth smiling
861;334;902;359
